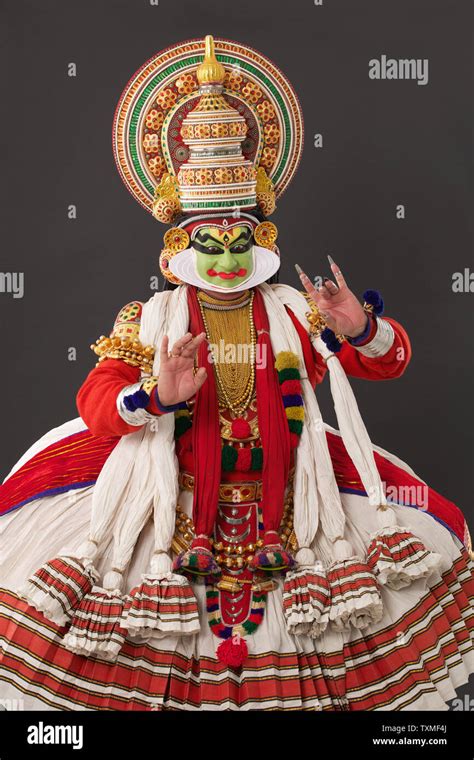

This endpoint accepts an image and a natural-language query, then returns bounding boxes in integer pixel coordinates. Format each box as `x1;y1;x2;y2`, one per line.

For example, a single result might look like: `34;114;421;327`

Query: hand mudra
296;257;368;339
157;331;208;406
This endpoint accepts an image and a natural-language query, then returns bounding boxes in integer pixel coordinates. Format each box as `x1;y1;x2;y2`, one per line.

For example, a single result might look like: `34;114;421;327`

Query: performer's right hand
157;332;208;406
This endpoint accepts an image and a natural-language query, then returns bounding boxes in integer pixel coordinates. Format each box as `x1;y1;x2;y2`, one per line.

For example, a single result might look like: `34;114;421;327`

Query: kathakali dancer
0;36;473;711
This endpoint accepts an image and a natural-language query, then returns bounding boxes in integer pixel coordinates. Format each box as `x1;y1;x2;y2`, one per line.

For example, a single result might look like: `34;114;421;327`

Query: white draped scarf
73;282;389;584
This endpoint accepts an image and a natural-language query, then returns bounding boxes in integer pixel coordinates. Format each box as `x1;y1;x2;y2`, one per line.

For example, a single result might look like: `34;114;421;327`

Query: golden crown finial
196;35;225;86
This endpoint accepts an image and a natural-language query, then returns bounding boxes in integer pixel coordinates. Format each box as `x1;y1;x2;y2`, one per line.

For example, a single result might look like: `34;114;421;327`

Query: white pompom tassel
150;551;172;575
295;547;316;567
102;569;124;593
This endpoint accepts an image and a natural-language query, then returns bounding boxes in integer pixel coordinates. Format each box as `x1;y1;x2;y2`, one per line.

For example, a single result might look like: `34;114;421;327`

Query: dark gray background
0;0;472;522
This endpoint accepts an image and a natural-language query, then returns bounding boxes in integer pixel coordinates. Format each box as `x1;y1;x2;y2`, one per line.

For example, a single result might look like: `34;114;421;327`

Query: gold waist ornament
178;466;295;503
179;471;262;502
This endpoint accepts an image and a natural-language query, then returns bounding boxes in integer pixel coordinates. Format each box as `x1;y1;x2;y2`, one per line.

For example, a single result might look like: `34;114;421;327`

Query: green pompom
243;621;259;635
174;416;192;438
222;444;238;471
288;418;303;435
278;367;300;383
251;447;263;470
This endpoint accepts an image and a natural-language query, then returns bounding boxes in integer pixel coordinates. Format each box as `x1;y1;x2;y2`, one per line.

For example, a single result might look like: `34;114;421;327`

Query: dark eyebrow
194;231;220;244
194;228;252;245
234;229;252;241
230;231;252;245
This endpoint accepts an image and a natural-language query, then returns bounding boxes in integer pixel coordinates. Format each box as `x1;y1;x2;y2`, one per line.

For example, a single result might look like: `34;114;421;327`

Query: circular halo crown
113;35;304;220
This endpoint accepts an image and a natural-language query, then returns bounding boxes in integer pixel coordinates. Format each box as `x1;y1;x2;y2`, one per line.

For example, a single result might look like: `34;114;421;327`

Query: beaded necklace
197;289;256;415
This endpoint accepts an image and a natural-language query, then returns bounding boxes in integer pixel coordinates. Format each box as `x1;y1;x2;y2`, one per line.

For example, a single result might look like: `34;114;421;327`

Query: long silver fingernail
327;254;335;265
295;263;303;275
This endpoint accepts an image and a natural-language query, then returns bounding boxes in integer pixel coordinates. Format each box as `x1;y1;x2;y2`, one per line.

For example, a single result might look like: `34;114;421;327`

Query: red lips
207;268;247;279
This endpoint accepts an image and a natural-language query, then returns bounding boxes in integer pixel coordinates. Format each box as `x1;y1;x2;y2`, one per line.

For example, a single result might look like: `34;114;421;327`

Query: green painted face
193;224;254;289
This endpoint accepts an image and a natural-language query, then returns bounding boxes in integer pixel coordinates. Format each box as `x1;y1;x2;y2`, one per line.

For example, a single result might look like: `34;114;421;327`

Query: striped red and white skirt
0;420;472;710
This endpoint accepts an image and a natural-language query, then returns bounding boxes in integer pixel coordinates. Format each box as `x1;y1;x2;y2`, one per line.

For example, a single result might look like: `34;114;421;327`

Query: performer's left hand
296;257;368;339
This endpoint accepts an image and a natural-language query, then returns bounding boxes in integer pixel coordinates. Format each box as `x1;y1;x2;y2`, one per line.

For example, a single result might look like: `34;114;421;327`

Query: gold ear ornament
254;220;278;250
152;174;182;224
159;226;189;285
256;167;276;216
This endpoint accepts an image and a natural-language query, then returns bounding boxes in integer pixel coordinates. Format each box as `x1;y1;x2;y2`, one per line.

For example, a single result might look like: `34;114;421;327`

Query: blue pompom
363;289;384;316
123;389;150;412
320;327;342;353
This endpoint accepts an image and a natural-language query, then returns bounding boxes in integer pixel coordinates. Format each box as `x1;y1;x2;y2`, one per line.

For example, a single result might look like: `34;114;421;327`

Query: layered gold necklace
197;289;256;415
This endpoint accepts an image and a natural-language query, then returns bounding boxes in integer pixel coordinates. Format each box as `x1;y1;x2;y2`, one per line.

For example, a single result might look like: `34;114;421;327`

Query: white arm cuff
352;317;395;358
116;383;157;426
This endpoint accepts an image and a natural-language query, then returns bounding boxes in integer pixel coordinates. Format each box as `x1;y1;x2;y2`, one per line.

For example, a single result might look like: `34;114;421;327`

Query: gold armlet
90;334;155;373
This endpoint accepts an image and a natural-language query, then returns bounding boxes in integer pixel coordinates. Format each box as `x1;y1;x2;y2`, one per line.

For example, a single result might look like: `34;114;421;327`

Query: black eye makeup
192;228;253;255
229;239;252;254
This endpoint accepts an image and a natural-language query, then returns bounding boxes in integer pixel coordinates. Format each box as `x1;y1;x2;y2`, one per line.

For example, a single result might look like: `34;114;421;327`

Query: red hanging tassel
216;636;249;668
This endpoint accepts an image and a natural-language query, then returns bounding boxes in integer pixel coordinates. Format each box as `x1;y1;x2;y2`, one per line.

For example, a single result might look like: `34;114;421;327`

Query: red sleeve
76;359;164;437
337;317;412;380
146;389;167;416
286;308;411;385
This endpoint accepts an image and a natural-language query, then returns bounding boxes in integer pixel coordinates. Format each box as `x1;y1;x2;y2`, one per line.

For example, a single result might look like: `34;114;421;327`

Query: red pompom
280;379;301;396
177;427;192;452
236;447;252;471
216;636;249;667
289;432;300;449
231;418;251;439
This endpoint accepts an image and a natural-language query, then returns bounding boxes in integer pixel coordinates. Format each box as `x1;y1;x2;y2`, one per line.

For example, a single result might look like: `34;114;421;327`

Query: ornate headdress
113;35;304;285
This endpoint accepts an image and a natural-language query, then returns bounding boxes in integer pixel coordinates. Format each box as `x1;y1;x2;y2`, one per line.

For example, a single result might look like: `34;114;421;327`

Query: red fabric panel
187;287;221;537
253;288;291;533
326;430;466;542
0;430;119;516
